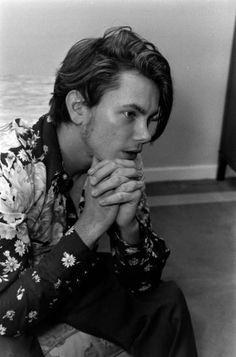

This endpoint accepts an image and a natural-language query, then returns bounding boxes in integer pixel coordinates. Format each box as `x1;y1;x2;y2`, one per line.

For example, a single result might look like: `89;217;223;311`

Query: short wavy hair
49;26;173;141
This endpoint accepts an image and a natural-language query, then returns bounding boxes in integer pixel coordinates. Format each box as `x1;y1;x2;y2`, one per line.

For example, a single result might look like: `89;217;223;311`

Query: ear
65;90;87;125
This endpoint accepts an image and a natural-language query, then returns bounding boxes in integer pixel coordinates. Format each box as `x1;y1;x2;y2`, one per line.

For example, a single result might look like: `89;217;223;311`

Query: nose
134;119;151;144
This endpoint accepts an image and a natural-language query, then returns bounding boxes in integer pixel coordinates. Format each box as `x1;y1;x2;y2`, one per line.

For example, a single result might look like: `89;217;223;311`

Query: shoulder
0;119;46;212
0;118;45;168
0;118;31;151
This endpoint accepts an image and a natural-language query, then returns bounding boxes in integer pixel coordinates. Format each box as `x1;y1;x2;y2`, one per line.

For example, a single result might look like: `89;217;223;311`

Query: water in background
0;74;54;125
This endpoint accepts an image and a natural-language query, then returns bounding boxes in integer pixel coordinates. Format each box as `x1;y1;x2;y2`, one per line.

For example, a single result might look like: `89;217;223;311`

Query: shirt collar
32;114;73;193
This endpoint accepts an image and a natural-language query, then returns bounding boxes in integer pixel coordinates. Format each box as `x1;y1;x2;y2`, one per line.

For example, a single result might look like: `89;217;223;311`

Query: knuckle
133;168;139;176
130;180;140;191
127;181;135;191
114;173;126;186
111;161;118;170
137;169;143;178
116;175;122;185
115;167;123;176
111;175;121;186
121;181;131;191
114;158;122;165
118;192;126;200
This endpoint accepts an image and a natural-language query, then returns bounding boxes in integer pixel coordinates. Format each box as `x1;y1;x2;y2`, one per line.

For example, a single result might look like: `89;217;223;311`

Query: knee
137;281;191;322
165;281;186;303
163;281;190;319
0;336;23;357
0;335;42;357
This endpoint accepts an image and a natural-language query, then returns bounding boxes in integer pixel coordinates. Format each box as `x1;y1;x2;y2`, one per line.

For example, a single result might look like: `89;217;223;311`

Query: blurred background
0;0;235;182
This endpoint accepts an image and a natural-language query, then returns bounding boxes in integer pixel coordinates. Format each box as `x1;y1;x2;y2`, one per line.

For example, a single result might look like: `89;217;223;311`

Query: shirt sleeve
0;152;100;337
108;191;170;294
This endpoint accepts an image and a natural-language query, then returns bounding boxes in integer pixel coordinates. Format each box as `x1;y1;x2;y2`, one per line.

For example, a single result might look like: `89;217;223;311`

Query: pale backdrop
0;0;235;181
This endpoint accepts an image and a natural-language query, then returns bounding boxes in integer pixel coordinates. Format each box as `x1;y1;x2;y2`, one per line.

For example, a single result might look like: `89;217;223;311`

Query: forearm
74;214;106;249
0;228;100;336
109;220;170;294
116;218;141;245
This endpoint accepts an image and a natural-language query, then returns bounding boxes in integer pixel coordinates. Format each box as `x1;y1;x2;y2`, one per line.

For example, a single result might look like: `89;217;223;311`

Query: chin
92;150;129;161
94;152;117;161
121;152;137;160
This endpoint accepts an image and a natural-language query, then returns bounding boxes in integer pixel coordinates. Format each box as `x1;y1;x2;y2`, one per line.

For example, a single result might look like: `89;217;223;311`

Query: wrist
74;218;103;249
116;219;140;245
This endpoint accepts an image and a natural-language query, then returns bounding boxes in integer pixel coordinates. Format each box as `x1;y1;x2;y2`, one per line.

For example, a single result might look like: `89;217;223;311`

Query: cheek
90;114;130;150
99;124;118;141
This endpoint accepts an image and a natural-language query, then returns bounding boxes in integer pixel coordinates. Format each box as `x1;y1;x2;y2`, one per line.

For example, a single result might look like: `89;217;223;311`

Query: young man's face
83;70;160;162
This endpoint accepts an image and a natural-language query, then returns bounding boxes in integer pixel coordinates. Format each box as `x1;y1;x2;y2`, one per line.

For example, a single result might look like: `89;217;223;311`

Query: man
0;27;198;356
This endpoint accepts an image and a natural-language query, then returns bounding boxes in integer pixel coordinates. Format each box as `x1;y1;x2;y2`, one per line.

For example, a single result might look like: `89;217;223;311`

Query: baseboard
144;164;218;182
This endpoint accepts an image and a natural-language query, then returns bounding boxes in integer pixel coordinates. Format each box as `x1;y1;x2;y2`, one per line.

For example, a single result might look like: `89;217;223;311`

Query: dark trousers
0;253;198;357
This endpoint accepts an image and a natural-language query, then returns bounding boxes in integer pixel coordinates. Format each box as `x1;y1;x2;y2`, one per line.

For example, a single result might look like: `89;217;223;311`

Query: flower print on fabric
32;271;41;283
109;159;170;294
0;115;170;336
128;258;139;266
61;252;76;268
26;311;38;323
54;278;62;289
0;251;21;274
138;282;152;292
0;160;34;213
0;121;22;152
17;148;29;162
27;181;67;266
3;310;15;321
0;272;8;283
52;222;64;242
30;161;46;203
65;226;75;237
0;225;16;241
15;224;31;246
0;324;6;335
16;286;25;301
14;240;27;257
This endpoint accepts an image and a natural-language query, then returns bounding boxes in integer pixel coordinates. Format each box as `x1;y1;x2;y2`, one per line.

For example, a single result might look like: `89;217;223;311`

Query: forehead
102;70;160;110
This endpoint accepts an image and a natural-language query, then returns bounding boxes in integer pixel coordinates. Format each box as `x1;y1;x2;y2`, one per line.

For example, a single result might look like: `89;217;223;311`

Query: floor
146;178;236;357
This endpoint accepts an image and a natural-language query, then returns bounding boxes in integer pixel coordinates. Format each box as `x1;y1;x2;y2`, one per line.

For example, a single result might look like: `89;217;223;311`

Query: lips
123;150;141;159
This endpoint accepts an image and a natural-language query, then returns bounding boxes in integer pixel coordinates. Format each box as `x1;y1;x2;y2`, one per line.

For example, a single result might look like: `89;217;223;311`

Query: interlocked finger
116;179;145;193
88;159;110;175
98;181;143;206
98;191;133;206
91;175;129;197
88;158;142;185
92;166;140;186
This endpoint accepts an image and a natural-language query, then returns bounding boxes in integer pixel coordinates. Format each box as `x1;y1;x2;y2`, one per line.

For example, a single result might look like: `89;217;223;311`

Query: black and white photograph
0;1;235;356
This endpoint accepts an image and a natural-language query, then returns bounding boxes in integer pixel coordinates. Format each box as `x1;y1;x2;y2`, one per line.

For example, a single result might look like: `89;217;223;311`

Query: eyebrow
121;103;159;117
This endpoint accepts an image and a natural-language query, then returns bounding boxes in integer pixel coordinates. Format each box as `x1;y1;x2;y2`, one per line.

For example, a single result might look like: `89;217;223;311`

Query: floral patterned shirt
0;115;170;337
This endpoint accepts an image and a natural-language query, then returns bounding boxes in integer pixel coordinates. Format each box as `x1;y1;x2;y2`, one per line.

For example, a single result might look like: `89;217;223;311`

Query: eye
123;111;137;120
147;114;161;137
147;108;161;126
147;115;159;126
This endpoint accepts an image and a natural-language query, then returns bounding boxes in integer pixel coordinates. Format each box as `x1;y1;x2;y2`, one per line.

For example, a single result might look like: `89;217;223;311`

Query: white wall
0;0;235;181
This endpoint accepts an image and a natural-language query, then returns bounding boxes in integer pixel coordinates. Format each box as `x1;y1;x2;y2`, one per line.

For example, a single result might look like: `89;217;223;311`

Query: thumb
87;156;100;175
91;156;100;168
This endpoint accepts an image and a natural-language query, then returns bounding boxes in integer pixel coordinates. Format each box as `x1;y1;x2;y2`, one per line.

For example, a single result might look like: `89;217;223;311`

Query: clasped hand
84;156;144;233
75;156;144;247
